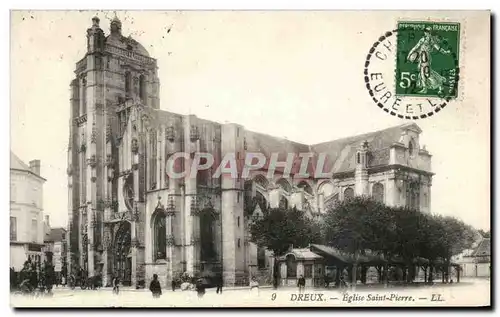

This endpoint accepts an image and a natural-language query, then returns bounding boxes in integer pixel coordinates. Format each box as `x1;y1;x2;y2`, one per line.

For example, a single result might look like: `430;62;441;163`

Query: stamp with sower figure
365;21;460;119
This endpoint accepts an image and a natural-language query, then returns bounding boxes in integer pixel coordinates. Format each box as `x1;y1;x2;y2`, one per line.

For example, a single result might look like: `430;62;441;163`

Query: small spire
110;13;122;35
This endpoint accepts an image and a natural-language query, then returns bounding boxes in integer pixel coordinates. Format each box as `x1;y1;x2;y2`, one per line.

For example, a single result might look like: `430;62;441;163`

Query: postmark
364;21;460;119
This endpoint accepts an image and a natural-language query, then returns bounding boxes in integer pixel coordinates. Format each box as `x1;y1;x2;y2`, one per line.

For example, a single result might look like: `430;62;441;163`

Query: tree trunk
423;266;427;283
456;267;460;283
335;266;341;288
383;263;389;288
428;265;434;284
273;255;279;289
352;250;359;290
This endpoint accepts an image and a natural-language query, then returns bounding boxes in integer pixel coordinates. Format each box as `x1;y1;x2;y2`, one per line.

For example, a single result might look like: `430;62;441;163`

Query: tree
249;207;321;288
436;215;477;282
323;196;394;287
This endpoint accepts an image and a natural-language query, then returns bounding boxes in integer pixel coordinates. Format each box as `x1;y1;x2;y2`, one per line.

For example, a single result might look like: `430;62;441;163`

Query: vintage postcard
9;10;490;308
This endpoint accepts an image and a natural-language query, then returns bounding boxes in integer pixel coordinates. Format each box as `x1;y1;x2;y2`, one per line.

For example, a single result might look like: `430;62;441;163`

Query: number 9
271;293;277;301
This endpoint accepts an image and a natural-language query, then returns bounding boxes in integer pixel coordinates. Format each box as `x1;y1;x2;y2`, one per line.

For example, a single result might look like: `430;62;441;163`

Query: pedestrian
250;276;260;295
195;278;205;298
149;274;162;298
216;273;223;294
112;275;120;295
297;275;306;293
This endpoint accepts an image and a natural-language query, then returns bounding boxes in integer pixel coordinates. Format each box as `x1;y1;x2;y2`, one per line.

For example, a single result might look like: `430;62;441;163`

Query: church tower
67;16;159;285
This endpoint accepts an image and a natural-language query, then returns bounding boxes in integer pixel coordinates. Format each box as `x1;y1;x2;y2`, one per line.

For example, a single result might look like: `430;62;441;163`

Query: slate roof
279;248;323;261
472;238;490;257
10;151;30;171
130;106;422;177
44;227;67;243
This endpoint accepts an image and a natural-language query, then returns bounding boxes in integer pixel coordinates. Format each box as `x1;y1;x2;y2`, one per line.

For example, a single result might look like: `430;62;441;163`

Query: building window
31;219;37;242
153;210;167;261
200;211;216;261
125;71;132;96
279;196;288;209
344;187;354;200
237;238;241;248
81;76;87;115
286;254;297;278
10;217;17;241
139;75;146;102
372;183;385;203
237;192;240;203
356;153;361;164
423;193;428;208
409;139;415;156
10;184;16;202
304;264;313;278
237;216;240;228
406;182;420;211
149;131;157;190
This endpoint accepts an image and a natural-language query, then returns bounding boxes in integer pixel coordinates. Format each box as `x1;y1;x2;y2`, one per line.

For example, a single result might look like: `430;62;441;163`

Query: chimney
29;160;41;175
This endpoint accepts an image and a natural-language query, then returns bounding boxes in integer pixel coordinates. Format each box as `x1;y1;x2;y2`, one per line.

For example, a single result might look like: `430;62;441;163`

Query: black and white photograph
8;10;491;308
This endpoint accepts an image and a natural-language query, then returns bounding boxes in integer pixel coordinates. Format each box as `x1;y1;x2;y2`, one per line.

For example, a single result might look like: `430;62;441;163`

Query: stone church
66;17;433;287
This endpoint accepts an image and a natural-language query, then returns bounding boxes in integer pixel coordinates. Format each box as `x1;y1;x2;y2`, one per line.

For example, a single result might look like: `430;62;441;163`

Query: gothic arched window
406;182;420;210
139;75;146;102
149;131;157;190
409;139;415;156
279;196;288;209
372;183;385;203
344;187;354;200
123;174;134;211
125;72;132;96
153;210;166;261
298;181;313;195
200;210;216;261
254;175;269;189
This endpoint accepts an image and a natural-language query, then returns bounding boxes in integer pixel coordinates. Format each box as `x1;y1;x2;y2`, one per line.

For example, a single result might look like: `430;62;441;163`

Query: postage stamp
364;21;461;120
395;21;460;99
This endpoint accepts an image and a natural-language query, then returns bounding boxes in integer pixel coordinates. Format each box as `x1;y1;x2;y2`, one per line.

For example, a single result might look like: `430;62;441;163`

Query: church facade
66;17;434;288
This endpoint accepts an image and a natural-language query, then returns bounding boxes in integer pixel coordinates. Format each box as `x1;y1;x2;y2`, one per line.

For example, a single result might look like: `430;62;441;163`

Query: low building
277;248;324;287
454;236;491;278
44;225;68;283
10;152;46;271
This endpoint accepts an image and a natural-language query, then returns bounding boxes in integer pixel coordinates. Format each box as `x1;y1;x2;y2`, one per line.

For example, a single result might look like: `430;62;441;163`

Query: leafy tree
323;196;394;286
249;207;321;288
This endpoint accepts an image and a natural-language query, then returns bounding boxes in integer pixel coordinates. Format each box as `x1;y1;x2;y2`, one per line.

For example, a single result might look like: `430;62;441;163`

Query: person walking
215;273;223;294
149;274;162;298
112;275;120;295
250;276;260;295
195;278;205;298
297;275;306;293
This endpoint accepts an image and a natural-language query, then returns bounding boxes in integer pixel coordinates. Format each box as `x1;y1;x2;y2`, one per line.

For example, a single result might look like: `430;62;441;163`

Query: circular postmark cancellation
364;21;460;119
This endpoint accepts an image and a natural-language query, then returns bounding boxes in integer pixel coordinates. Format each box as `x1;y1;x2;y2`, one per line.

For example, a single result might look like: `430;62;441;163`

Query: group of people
146;272;235;299
11;258;56;295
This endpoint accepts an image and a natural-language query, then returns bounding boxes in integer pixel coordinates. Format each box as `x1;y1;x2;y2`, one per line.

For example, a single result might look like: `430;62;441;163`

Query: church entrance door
114;221;132;286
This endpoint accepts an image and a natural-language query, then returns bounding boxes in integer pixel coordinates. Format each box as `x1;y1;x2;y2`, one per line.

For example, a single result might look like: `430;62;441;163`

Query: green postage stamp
395;21;460;99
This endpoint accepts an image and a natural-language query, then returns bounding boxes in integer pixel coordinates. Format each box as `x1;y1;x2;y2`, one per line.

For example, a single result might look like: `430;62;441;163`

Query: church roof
126;105;423;177
310;123;420;174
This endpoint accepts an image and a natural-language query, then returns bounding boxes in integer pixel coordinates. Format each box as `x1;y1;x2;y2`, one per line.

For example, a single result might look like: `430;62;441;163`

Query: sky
10;10;490;230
